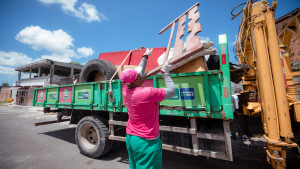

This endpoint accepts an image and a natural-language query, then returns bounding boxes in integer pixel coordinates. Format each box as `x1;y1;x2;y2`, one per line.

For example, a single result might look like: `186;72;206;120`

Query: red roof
98;47;166;71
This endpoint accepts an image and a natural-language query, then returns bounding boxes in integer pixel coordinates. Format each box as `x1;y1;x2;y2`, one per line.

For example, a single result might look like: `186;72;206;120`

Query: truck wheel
57;112;62;122
79;59;118;83
75;116;113;158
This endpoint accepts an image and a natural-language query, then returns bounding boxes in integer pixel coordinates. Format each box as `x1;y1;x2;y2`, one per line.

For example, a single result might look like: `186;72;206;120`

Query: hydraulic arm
232;0;298;168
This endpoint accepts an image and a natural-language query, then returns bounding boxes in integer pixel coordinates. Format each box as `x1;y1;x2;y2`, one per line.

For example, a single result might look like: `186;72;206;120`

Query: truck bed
33;71;233;120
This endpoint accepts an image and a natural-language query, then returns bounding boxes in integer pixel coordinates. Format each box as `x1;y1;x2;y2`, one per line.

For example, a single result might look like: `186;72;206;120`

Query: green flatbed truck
32;34;234;161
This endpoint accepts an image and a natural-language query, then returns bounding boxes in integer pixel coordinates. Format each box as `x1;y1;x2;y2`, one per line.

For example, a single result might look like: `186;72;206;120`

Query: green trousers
126;134;162;169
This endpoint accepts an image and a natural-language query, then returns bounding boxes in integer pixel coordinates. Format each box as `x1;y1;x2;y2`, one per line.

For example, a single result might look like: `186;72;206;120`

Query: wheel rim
79;123;99;150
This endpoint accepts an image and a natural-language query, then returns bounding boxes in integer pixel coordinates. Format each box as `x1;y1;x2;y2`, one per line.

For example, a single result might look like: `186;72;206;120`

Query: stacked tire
79;59;118;83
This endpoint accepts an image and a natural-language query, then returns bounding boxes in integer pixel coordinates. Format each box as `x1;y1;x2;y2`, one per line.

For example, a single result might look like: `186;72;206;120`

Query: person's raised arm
135;48;153;78
161;64;176;100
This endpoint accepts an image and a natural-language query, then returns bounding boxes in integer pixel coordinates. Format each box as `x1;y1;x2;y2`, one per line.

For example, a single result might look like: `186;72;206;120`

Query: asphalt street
0;104;299;169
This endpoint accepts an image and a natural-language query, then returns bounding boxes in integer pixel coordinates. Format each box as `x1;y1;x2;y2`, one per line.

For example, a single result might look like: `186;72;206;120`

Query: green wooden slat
157;74;205;108
33;68;232;119
204;74;211;116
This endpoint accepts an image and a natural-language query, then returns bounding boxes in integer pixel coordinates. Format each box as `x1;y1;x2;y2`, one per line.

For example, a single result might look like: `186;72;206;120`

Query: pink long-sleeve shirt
123;86;165;139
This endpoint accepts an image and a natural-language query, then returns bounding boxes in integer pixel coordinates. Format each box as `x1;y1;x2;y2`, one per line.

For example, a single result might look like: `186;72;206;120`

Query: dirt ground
0;104;299;169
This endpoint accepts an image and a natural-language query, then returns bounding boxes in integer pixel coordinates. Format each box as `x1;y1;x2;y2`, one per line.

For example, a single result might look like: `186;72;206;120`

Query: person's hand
143;48;153;57
160;63;173;73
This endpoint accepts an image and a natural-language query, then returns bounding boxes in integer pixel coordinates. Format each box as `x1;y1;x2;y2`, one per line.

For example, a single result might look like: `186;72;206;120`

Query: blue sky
0;0;299;85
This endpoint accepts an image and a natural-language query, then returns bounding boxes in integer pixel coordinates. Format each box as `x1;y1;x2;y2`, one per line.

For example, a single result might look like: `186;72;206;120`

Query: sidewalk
2;103;44;111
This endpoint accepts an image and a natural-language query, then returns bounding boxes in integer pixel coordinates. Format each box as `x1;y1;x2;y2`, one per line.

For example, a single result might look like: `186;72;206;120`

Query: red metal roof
98;47;166;71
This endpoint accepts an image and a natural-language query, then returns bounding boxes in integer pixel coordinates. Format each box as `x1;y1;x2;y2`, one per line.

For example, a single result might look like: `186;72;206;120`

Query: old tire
75;116;113;158
79;59;118;83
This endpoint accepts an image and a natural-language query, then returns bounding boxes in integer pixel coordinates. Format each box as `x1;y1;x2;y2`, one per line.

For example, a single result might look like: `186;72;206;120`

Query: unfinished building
14;59;83;106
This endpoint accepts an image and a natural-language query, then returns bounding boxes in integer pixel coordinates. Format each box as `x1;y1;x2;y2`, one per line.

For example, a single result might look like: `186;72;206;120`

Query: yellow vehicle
232;0;300;168
6;98;14;103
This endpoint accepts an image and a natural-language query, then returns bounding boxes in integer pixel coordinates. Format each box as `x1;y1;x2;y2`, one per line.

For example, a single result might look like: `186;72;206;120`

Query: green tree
70;62;80;65
1;82;9;87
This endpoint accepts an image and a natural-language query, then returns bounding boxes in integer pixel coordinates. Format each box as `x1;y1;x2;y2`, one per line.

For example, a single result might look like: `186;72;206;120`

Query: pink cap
120;69;138;84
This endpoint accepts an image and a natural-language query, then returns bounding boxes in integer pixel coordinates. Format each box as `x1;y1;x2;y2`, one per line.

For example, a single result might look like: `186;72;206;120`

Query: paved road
0;104;299;169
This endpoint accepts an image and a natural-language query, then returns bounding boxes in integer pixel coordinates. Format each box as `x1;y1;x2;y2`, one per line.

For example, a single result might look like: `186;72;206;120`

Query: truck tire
75;116;113;158
57;112;62;122
79;59;118;83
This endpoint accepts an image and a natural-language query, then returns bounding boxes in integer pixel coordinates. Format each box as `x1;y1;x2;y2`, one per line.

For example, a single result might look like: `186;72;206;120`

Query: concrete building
0;86;21;104
276;7;300;71
0;87;11;102
14;59;83;106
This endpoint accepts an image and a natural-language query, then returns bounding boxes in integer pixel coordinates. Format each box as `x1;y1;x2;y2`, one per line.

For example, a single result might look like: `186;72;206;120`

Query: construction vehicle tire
75;115;113;158
79;59;118;83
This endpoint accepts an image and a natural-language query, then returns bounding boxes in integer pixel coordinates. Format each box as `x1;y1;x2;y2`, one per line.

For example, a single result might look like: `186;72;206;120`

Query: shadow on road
101;141;129;165
40;128;130;164
39;128;300;169
40;127;76;144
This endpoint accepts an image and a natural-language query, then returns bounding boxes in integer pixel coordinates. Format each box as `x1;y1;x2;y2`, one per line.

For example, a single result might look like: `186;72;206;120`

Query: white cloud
76;3;104;22
0;51;34;76
0;51;33;67
15;25;94;65
39;0;77;11
38;0;105;22
16;26;94;61
81;61;87;65
40;53;72;62
0;66;18;75
1;25;95;76
200;36;210;43
77;47;94;58
16;26;74;54
230;34;238;46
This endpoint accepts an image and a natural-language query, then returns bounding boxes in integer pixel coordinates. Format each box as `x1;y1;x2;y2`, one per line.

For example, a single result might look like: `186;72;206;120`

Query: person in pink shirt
121;48;176;169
